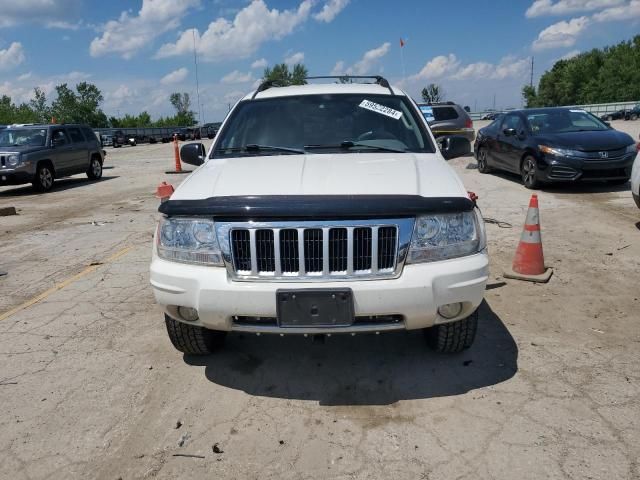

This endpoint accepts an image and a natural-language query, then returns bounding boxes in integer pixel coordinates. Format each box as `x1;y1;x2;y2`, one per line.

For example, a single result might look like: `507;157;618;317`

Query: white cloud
525;0;623;17
251;58;268;69
17;72;32;81
105;84;137;108
160;67;189;85
284;51;305;65
333;42;390;76
410;54;460;81
592;0;640;20
0;0;83;28
90;0;201;59
220;70;254;84
0;42;26;71
532;16;590;50
557;49;581;60
313;0;350;22
156;0;313;62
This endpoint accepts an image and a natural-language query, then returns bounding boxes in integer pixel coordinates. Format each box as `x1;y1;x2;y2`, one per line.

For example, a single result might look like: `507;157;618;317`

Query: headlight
7;154;20;166
626;143;638;154
157;217;223;266
539;145;573;157
407;210;485;263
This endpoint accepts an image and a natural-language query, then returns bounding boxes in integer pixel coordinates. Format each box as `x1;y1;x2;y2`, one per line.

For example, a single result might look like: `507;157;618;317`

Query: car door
65;127;89;173
495;114;525;173
49;128;75;174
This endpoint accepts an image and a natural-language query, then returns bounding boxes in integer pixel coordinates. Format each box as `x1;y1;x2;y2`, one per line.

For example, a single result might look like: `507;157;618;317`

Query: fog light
178;306;199;322
438;302;463;319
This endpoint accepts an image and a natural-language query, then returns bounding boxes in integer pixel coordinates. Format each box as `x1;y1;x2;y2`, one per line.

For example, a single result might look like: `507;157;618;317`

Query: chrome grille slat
224;219;410;282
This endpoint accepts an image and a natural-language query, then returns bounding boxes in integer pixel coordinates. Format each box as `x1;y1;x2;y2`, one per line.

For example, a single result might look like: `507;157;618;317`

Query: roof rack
251;75;395;99
306;76;394;95
420;101;455;106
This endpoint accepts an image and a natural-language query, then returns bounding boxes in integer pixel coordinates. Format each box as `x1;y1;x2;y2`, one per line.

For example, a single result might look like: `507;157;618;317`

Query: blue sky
0;0;639;122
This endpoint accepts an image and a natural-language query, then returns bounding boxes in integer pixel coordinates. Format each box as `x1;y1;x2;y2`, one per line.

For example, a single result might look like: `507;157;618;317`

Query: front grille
549;165;578;179
0;156;5;167
581;168;628;179
226;221;405;280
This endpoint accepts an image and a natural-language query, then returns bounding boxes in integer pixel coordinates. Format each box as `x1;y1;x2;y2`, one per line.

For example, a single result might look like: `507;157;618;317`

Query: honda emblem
598;151;608;159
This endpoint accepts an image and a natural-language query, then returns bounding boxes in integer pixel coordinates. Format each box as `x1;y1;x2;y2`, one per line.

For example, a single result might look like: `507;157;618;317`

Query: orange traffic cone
165;134;192;174
155;181;174;202
503;194;553;283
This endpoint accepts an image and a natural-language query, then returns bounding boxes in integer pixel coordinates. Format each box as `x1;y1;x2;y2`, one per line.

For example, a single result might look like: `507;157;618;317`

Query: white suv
150;77;489;355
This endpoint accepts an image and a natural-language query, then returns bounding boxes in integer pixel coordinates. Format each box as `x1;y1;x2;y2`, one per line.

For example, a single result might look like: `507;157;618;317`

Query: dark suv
418;102;475;142
0;124;105;192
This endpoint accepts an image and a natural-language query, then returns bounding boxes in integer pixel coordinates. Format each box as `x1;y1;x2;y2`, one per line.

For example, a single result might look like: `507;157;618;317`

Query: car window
67;127;85;143
526;110;608;133
502;114;525;132
52;129;69;145
214;94;435;157
432;106;459;121
81;127;96;141
0;129;48;147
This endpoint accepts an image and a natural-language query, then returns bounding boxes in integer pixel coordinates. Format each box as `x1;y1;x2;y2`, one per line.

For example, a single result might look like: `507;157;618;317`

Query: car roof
6;123;87;129
244;82;406;101
506;107;588;116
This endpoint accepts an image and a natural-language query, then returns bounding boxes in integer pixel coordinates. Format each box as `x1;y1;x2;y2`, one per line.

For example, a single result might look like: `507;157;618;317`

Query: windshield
526;110;609;134
213;94;435;158
0;128;47;147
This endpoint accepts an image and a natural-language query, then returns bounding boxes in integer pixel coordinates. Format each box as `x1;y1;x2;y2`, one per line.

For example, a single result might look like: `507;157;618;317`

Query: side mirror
180;142;206;166
438;135;471;160
502;128;516;136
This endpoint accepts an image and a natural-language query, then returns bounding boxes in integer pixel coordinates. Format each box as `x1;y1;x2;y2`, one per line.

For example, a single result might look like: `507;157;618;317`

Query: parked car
474;107;637;189
481;111;501;120
113;130;137;147
151;77;487;355
624;104;640;121
101;133;113;147
600;109;627;121
0;123;105;192
632;135;640;208
171;128;188;141
418;102;475;142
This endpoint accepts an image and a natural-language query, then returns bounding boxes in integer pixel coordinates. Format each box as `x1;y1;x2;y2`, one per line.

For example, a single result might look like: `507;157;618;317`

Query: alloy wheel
40;168;53;189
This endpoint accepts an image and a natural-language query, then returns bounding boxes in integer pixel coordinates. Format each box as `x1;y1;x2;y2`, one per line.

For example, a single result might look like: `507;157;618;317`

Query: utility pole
530;56;534;88
192;29;202;127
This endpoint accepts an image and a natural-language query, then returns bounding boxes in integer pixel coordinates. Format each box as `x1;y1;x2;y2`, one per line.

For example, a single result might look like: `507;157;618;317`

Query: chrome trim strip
371;226;379;273
231;322;406;334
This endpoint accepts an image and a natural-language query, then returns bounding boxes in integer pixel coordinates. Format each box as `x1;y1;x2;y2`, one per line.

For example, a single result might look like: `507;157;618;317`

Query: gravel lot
1;120;639;479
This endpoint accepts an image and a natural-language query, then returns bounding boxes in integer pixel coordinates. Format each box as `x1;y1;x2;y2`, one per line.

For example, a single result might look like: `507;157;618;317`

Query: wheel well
520;150;536;170
91;152;103;164
37;159;55;176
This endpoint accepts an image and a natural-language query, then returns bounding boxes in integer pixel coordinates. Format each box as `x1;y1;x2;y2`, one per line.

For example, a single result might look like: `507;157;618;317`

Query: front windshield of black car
0;128;47;147
526;110;609;134
213;94;435;158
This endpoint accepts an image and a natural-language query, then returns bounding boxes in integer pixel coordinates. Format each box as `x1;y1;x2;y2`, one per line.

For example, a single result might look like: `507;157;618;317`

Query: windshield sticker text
359;100;403;120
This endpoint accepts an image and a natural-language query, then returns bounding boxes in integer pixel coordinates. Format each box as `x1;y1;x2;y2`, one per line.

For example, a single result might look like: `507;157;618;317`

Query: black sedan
600;109;627;121
474;107;637;189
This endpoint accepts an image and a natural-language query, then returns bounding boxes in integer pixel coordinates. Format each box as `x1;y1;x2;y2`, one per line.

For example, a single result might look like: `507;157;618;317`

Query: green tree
262;63;308;86
421;84;444;103
50;82;109;126
522;85;538;108
29;87;50;123
169;92;196;125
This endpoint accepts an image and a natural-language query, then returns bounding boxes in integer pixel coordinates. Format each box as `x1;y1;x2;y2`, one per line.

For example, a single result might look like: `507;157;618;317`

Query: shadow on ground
484;170;630;194
185;301;518;406
0;176;118;197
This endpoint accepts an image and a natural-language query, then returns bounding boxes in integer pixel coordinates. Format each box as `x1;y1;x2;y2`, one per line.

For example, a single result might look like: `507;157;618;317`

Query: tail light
465;118;473;129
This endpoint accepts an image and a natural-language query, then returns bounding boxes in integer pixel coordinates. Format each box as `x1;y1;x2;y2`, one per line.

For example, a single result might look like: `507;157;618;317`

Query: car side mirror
502;128;516;136
180;142;206;166
438;135;471;160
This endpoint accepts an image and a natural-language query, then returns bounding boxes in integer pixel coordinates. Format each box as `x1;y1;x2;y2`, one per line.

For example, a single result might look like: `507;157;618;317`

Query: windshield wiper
304;141;406;153
214;144;304;154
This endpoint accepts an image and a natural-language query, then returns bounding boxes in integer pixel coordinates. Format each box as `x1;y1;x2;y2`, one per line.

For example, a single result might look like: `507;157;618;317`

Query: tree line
0;82;197;128
523;35;640;108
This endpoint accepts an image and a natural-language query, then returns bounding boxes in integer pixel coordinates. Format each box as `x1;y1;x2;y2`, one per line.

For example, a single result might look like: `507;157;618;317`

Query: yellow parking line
0;245;134;322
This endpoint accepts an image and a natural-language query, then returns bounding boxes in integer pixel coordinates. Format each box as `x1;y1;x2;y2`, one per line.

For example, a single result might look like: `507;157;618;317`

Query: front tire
32;163;54;192
164;315;226;355
87;156;103;180
521;155;540;189
477;147;491;173
425;310;478;353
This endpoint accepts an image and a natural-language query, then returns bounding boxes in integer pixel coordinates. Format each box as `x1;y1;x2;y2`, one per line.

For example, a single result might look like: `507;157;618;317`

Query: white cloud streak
220;70;254;84
525;0;624;17
251;58;268;69
313;0;350;22
160;67;189;85
284;51;305;65
0;42;26;71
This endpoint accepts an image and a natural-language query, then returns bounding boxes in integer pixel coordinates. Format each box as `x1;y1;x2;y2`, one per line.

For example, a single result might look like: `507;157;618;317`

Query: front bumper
150;250;489;334
0;170;33;186
538;153;636;182
432;128;475;143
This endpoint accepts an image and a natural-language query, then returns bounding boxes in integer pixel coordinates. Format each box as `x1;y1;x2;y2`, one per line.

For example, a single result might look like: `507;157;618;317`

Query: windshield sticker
359;100;403;120
419;105;435;122
570;109;586;113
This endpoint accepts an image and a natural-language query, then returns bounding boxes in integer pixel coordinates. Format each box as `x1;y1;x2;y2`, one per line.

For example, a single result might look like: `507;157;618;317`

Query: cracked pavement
0;122;639;479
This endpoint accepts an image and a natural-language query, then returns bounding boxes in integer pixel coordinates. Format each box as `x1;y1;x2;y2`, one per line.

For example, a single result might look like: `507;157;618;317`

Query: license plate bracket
276;289;354;327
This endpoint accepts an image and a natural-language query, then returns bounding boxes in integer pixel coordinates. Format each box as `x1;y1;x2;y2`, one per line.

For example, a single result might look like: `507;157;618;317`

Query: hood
0;145;47;154
536;129;634;151
171;152;467;200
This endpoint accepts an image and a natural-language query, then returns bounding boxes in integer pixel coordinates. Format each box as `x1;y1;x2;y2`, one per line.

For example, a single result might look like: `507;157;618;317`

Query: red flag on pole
400;38;405;47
